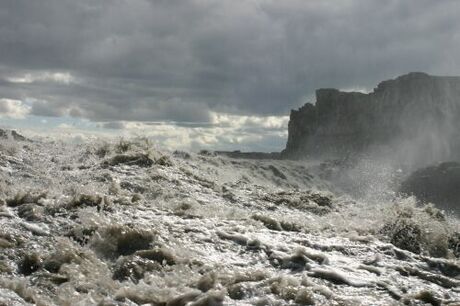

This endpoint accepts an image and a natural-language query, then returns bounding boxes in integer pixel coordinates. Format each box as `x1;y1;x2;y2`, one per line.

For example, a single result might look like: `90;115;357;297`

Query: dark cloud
0;0;459;122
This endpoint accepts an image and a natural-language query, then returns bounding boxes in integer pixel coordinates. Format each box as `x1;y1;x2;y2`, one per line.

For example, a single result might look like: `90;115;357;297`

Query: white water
0;137;459;305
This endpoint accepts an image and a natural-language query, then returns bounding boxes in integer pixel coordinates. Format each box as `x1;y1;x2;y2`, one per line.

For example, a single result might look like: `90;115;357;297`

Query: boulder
399;162;460;215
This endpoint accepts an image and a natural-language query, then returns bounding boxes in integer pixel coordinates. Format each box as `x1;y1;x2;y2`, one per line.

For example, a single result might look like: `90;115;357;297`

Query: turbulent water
0;136;459;305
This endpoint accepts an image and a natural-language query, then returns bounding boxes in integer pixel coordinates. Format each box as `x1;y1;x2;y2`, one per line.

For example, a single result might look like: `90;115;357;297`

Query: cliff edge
282;72;460;166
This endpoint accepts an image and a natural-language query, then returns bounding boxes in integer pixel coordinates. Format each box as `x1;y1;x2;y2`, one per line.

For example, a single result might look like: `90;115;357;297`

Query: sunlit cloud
1;0;459;151
0;98;31;119
7;72;76;85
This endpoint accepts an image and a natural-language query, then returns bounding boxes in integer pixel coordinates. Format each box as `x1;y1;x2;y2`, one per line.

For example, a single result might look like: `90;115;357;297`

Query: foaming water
0;136;459;305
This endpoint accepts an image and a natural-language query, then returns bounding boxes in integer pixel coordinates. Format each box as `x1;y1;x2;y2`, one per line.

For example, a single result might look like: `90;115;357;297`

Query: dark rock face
282;73;460;165
399;162;460;215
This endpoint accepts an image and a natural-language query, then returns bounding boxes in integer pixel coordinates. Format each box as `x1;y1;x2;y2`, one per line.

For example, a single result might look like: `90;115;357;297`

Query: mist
1;1;460;305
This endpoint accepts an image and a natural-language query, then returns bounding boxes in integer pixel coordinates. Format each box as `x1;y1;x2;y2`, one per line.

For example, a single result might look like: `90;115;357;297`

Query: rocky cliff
282;72;460;166
400;161;460;215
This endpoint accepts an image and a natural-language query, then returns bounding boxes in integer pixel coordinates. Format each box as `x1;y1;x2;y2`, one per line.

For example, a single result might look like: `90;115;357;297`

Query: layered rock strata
283;72;460;166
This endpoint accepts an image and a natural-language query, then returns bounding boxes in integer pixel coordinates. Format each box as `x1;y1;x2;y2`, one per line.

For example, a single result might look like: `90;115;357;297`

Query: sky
1;0;460;151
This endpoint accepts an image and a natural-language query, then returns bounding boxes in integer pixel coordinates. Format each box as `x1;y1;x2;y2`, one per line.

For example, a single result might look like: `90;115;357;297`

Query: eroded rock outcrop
399;162;460;215
282;72;460;166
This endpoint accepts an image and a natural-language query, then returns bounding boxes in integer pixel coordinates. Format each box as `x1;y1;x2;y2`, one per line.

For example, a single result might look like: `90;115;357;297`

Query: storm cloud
1;0;460;124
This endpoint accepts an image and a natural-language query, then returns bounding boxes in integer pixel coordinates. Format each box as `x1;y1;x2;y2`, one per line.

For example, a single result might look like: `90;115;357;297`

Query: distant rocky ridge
282;72;460;166
0;129;27;141
214;150;281;160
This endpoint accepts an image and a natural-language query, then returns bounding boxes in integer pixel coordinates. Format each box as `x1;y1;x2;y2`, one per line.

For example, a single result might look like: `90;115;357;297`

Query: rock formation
282;72;460;166
400;162;460;215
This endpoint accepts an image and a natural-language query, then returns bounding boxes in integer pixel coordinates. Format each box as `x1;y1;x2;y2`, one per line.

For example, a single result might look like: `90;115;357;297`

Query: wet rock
18;253;43;275
400;162;460;215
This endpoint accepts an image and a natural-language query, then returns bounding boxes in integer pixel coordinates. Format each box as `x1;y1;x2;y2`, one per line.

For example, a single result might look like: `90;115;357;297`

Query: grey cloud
30;100;66;117
0;0;459;122
98;122;126;130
